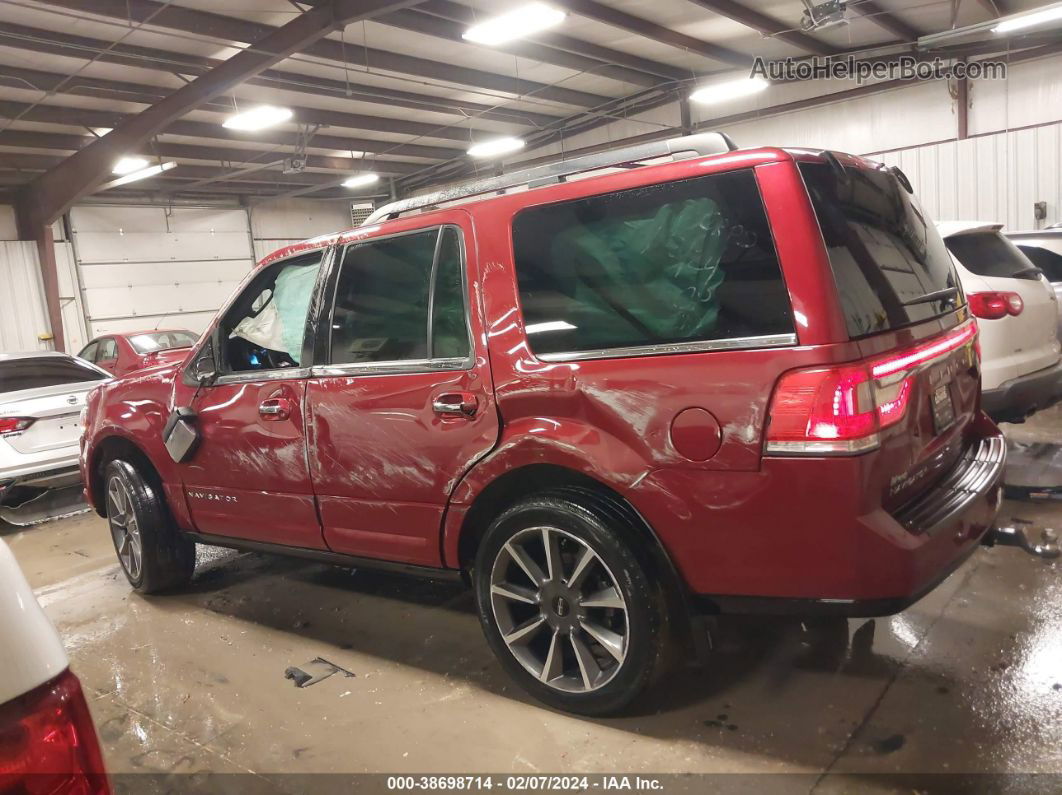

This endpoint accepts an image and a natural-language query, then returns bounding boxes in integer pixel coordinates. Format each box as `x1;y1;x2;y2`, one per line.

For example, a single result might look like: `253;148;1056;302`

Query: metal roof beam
0;99;461;162
0;21;560;127
36;0;608;108
561;0;750;67
0;129;424;176
849;1;922;41
686;0;839;55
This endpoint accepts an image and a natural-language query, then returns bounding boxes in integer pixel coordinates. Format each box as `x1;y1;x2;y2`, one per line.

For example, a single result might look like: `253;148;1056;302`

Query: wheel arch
448;463;689;608
89;435;167;519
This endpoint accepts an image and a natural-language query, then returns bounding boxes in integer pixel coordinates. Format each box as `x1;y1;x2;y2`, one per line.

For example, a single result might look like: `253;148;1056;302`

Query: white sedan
0;538;109;789
937;221;1062;423
0;351;109;525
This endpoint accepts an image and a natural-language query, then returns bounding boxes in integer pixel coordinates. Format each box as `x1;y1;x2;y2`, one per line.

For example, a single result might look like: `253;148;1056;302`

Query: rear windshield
128;330;199;354
511;168;794;357
0;357;107;393
800;162;960;338
1016;244;1062;282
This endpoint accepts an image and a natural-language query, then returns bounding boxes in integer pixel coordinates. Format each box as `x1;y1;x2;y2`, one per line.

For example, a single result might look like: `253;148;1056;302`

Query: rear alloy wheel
104;459;196;593
475;492;664;715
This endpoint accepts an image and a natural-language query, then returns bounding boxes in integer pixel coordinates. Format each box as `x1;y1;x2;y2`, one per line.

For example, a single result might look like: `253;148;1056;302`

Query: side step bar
984;524;1059;559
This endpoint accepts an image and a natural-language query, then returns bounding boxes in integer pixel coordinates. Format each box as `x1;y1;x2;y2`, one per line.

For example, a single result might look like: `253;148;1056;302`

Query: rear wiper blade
902;287;958;306
1012;266;1043;279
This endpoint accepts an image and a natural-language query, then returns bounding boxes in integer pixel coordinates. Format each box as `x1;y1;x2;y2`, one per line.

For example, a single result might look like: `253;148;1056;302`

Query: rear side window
511;169;793;357
0;357;107;393
800;162;960;337
1016;244;1062;282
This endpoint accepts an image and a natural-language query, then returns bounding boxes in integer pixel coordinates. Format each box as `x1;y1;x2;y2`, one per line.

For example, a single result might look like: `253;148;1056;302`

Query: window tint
511;169;793;356
78;342;98;363
128;330;198;354
97;338;118;360
945;233;1041;281
1015;244;1062;282
431;227;471;360
330;230;437;364
0;357;107;393
800;162;960;338
222;253;323;372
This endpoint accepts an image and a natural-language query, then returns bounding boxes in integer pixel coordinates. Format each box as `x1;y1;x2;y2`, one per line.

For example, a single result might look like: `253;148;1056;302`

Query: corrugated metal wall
868;121;1062;231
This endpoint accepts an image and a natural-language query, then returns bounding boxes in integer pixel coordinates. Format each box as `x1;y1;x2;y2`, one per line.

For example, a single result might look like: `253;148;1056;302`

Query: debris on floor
284;657;355;688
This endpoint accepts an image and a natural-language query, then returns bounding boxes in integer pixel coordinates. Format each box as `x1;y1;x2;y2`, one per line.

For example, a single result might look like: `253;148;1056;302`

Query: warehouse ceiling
0;0;1058;207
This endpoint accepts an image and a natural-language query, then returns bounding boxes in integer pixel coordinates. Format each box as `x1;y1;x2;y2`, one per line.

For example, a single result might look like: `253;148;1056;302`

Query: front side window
0;357;107;394
220;252;323;372
511;169;793;357
329;226;470;365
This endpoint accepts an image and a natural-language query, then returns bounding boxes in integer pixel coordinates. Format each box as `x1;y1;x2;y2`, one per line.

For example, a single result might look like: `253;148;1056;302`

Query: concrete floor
3;417;1061;792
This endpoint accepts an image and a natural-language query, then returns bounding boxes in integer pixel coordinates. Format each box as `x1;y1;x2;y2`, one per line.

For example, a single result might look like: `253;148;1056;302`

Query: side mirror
190;343;217;386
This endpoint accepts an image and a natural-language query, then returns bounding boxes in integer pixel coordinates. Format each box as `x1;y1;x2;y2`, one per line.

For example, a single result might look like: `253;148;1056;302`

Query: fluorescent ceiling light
92;127;113;137
992;4;1062;33
108;161;176;187
342;172;379;189
463;2;566;45
223;105;293;131
689;76;769;105
112;156;149;175
467;137;525;158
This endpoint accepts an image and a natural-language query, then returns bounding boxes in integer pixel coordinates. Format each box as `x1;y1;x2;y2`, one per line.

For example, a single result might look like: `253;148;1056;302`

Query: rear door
944;231;1059;378
306;218;498;567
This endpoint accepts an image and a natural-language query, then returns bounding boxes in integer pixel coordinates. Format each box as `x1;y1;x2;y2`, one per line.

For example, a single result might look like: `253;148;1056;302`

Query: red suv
80;133;1006;715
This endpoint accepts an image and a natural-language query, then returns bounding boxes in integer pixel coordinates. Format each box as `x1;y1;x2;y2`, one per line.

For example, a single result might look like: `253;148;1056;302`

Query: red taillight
0;670;109;794
766;322;976;455
968;291;1023;320
0;417;34;436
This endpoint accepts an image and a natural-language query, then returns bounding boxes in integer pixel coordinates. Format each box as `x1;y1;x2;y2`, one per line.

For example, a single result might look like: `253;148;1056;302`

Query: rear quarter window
1014;244;1062;282
511;168;794;357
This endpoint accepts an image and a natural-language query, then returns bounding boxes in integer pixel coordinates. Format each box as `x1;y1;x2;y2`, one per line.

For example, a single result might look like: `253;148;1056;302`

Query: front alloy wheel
490;526;629;693
107;474;143;582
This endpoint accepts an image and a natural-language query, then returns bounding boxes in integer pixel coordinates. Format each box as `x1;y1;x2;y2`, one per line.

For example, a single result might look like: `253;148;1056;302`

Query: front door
176;250;327;548
306;220;498;566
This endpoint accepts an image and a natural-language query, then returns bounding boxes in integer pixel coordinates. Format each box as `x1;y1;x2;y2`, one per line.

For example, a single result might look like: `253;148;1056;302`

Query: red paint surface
81;146;1005;608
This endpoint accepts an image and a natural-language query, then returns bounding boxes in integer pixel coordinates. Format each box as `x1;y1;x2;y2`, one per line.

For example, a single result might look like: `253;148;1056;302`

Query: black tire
473;489;667;715
103;459;196;594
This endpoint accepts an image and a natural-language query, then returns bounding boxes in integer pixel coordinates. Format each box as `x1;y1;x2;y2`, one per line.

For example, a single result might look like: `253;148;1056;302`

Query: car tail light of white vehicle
0;669;109;794
765;322;977;455
968;291;1024;319
0;417;36;436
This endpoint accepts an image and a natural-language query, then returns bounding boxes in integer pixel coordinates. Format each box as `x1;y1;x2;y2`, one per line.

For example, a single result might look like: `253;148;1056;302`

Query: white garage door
70;206;255;338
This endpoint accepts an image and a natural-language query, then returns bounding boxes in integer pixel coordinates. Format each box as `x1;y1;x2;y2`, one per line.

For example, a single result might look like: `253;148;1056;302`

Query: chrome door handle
433;392;478;417
259;397;293;421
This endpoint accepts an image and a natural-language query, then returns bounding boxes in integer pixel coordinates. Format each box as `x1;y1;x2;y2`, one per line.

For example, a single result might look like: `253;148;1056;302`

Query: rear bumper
982;360;1062;423
630;415;1007;616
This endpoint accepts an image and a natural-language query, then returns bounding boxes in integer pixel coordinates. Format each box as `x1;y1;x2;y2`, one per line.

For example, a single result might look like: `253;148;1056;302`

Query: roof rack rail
362;131;738;225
